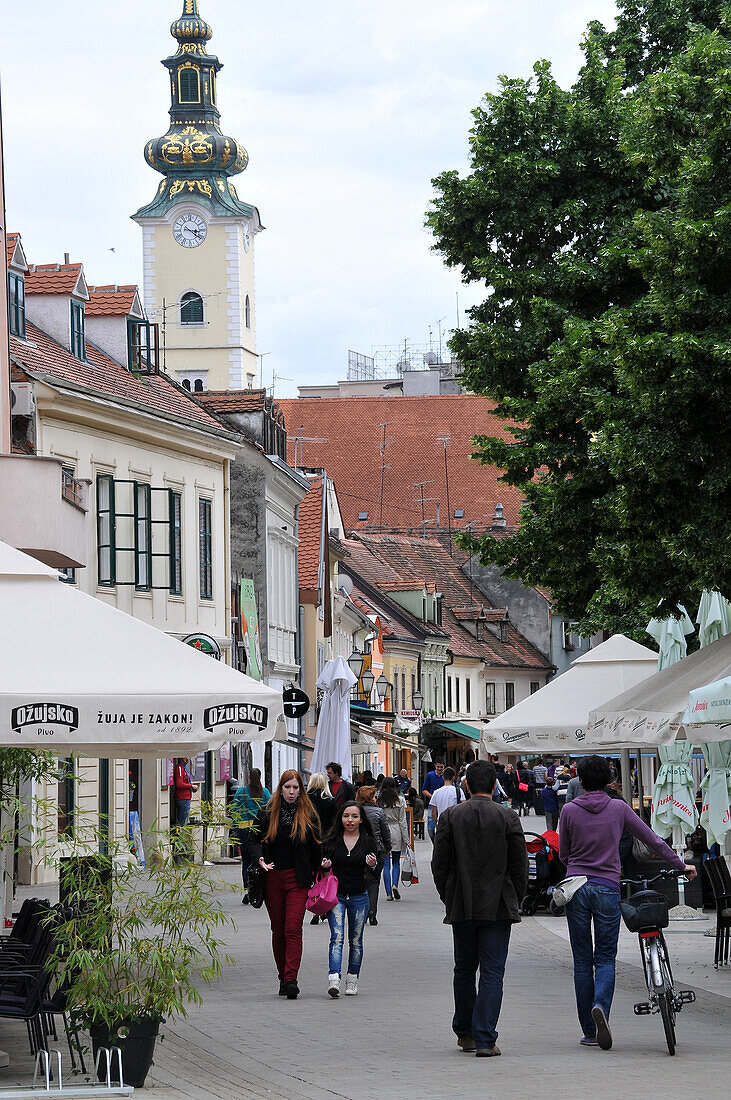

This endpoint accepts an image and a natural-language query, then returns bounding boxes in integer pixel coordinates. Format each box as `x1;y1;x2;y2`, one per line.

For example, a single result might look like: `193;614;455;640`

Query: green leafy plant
51;847;235;1029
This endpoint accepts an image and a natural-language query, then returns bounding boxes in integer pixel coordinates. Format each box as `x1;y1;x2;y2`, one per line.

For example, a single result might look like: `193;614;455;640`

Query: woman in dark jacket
516;761;534;817
306;773;339;924
248;769;321;999
321;801;378;997
356;785;391;926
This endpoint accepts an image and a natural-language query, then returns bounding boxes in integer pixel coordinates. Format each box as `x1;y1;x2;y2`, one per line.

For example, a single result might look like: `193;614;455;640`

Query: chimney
492;503;506;528
64;253;69;264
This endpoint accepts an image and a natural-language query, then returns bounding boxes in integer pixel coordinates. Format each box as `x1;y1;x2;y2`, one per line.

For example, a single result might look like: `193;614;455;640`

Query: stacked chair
0;898;86;1070
703;856;731;969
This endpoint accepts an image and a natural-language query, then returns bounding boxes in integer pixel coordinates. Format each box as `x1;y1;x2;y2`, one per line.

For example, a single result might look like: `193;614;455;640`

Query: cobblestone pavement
1;833;729;1099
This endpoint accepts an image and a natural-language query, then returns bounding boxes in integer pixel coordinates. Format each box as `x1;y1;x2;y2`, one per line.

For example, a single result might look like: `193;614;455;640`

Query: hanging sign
182;633;221;660
282;686;309;720
240;579;262;680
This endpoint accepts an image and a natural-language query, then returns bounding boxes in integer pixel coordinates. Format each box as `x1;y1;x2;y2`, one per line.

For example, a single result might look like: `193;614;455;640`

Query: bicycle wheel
659;991;676;1055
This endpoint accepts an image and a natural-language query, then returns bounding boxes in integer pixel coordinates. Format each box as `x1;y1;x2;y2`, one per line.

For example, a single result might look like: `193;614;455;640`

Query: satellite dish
337;573;354;597
424;351;438;365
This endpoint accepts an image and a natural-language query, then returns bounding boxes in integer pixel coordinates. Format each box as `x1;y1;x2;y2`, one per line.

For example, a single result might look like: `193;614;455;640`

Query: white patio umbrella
646;607;695;669
696;590;731;648
310;657;358;782
0;540;285;754
651;741;697;839
480;634;659;754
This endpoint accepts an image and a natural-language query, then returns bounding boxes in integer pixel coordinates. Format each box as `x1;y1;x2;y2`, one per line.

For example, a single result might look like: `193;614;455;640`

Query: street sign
282;686;309;719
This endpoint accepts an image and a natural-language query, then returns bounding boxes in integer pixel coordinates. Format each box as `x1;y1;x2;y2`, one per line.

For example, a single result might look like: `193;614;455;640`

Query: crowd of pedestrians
233;750;690;1059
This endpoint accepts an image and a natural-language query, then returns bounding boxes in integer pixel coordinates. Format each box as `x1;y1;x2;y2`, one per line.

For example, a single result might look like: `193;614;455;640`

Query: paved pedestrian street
1;839;729;1099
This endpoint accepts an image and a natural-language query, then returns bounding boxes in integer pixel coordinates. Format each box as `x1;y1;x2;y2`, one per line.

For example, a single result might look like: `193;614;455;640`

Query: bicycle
619;869;696;1055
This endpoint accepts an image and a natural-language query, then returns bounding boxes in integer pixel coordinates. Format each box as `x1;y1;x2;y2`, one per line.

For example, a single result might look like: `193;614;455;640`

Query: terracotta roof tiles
6;233;19;268
25;264;84;296
298;476;324;591
197;389;268;412
278;394;524;535
10;321;229;435
86;286;139;317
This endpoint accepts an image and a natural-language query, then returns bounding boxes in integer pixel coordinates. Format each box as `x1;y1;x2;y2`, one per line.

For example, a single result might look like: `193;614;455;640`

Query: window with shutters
505;682;515;709
97;474;116;586
447;676;453;712
485;682;496;715
530;681;540;695
8;273;25;337
134;483;152;590
180;291;204;325
199;498;213;600
169;492;183;595
455;677;461;713
178;65;200;103
70;300;85;360
465;678;471;714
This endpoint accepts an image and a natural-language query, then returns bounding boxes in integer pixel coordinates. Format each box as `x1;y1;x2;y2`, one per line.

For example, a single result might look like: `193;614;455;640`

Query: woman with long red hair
248;769;321;999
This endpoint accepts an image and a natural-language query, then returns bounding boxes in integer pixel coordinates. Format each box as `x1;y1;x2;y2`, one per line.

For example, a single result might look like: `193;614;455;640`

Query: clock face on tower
172;213;208;248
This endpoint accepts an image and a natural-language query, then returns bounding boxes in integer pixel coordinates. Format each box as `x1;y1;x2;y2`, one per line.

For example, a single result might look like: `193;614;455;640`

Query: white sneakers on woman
328;974;340;998
345;975;358;996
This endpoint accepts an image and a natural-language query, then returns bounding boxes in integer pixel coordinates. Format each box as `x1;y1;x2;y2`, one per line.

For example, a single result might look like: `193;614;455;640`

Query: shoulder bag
306;870;339;915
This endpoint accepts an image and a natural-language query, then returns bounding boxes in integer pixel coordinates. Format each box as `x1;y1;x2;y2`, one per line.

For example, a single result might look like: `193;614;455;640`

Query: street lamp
375;674;389;703
360;667;375;703
347;648;364;679
412;688;423;712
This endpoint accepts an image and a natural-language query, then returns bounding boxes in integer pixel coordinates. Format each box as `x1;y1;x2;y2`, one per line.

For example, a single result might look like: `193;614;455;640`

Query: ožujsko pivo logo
11;703;79;733
203;703;268;732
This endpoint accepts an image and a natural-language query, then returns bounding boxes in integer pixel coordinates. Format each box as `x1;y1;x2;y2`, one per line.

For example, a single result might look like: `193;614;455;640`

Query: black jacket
329;778;356;808
308;789;338;836
362;804;392;854
248;807;322;890
432;795;528;924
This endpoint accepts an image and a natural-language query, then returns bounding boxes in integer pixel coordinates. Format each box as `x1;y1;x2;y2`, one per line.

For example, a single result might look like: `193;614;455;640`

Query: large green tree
428;0;731;638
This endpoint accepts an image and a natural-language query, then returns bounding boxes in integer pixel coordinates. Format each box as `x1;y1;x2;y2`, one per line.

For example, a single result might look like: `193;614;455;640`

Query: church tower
133;1;261;392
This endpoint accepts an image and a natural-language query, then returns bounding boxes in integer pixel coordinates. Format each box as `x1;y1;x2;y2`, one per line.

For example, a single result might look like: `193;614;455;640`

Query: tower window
245;295;251;329
180;291;204;325
210;68;217;105
182;379;192;391
178;66;200;104
193;378;204;392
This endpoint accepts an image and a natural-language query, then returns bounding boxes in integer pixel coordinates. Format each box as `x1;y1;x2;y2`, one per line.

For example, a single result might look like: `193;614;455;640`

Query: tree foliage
428;0;731;637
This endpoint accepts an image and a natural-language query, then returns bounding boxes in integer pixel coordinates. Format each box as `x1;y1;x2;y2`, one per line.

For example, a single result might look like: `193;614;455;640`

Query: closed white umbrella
696;590;731;648
0;540;285;754
694;590;731;850
311;657;358;782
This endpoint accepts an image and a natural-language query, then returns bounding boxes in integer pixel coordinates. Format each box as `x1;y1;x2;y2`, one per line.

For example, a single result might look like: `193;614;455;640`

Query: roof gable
86;285;143;318
6;233;28;273
26;263;89;301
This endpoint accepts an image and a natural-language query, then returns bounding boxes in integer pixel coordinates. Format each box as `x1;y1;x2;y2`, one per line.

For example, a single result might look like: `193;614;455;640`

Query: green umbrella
651;741;698;839
696;590;731;848
699;742;731;846
646;607;695;669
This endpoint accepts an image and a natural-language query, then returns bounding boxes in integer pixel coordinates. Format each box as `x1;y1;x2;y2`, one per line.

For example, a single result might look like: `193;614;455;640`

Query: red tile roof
86;286;139;317
10;321;230;435
298;476;324;591
197;389;269;412
25;263;85;296
278;394;524;535
343;533;551;670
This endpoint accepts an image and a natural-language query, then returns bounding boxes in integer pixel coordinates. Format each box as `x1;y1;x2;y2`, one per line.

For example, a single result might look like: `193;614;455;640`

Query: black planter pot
90;1017;160;1088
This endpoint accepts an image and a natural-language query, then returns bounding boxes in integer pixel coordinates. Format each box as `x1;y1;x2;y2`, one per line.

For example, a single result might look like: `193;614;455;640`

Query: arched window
180;291;203;325
209;68;217;105
193;378;204;392
245;295;251;329
181;379;192;391
178;66;200;104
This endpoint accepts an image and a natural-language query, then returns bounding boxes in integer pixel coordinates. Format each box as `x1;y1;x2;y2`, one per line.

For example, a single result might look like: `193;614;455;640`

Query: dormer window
180;291;204;325
70;300;85;360
178;65;200;104
8;272;25;337
499;621;509;643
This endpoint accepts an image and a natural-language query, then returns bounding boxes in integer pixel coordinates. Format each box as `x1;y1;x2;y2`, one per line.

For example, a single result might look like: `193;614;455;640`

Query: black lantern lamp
347;648;364;679
360;666;375;702
412;688;423;711
375;674;390;702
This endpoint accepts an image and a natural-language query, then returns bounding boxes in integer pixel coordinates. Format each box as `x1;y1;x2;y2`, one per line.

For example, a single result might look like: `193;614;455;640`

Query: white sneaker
344;975;358;996
328;973;340;998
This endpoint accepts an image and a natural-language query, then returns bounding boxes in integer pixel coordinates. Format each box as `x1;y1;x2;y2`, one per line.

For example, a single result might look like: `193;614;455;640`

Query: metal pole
621;748;632;806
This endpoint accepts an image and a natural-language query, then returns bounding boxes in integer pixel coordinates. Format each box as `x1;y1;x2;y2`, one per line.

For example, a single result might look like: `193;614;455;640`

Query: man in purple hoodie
559;756;696;1051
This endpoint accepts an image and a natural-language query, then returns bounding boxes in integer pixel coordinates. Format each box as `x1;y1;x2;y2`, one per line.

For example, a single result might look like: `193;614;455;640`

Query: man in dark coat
432;759;528;1058
326;761;356;808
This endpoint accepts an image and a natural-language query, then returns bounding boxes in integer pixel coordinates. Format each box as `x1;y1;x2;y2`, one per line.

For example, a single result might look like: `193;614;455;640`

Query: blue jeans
176;799;191;827
327;892;370;976
452;920;511;1049
382;851;401;895
427;814;436;843
565;883;621;1039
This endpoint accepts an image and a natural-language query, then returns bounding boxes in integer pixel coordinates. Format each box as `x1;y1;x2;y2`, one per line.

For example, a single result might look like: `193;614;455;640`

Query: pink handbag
306;870;339;915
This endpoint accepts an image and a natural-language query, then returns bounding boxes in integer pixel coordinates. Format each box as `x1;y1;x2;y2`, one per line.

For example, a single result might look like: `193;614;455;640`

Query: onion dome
134;1;254;220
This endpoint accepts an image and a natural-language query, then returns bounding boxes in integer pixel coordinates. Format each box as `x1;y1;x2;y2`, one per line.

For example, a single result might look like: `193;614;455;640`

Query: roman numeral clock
132;1;261;393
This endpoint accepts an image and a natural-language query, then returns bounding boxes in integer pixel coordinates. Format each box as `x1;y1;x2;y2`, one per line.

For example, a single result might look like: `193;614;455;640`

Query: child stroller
520;830;566;916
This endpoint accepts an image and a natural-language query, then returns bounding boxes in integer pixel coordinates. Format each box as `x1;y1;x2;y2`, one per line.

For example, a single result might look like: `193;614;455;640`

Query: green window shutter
198;498;212;599
8;273;25;338
96;474;116;585
169;491;183;595
133;483;152;589
179;66;200;103
71;301;85;360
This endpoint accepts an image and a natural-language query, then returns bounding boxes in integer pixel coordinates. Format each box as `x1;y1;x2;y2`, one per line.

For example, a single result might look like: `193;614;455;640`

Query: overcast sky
1;1;618;396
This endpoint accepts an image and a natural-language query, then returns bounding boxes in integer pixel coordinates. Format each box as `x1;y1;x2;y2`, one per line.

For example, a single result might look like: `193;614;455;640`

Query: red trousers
264;868;309;982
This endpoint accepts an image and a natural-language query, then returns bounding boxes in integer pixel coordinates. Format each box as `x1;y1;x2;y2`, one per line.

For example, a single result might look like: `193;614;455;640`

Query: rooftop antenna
292;424;328;469
379;421;396;529
414;479;436;538
437;434;453;554
464;520;477;604
437;317;446;363
455;291;460;331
